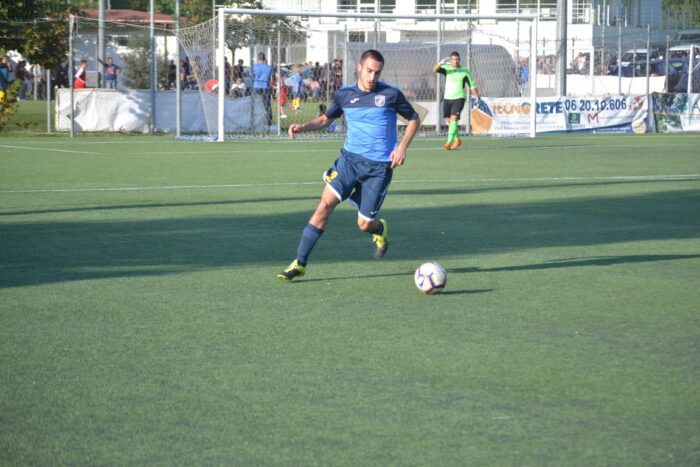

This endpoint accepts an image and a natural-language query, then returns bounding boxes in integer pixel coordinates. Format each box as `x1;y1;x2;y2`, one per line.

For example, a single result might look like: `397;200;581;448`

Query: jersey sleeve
395;89;418;121
436;65;447;75
324;91;344;119
463;69;475;89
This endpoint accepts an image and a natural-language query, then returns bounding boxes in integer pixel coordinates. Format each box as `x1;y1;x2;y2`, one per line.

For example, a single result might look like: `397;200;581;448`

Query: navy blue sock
297;224;324;266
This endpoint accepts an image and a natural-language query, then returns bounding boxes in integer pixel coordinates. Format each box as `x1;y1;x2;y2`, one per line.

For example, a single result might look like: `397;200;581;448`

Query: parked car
608;58;681;89
619;48;662;67
672;58;700;92
668;44;700;60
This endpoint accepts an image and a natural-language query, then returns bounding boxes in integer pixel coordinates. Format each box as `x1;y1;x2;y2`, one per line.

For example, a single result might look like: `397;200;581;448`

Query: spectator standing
74;60;87;89
17;60;33;100
233;59;245;81
252;52;275;129
309;77;322;100
224;57;232;93
98;56;121;89
180;57;191;89
290;65;303;112
167;60;176;89
0;56;13;104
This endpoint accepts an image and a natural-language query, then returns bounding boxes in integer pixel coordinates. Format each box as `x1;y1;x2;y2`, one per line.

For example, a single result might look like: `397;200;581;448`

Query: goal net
185;8;538;141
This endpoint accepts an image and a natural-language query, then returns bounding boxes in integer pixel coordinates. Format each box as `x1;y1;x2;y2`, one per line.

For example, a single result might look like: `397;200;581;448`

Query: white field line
0;144;93;154
4;132;700;146
1;174;698;194
3;144;698;157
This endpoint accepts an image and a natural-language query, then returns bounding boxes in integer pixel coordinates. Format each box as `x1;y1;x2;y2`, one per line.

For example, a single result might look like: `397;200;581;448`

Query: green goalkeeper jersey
437;64;475;100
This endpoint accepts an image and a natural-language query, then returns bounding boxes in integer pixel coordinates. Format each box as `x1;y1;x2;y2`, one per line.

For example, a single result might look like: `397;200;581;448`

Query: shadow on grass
451;254;700;273
0;187;698;288
2;177;696;217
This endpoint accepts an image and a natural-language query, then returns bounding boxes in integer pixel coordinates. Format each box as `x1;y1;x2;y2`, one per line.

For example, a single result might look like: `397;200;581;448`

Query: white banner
470;95;650;136
55;89;266;133
653;93;700;132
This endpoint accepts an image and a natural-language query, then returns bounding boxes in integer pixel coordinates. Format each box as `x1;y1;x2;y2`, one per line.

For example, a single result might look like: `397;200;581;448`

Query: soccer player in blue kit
277;49;421;280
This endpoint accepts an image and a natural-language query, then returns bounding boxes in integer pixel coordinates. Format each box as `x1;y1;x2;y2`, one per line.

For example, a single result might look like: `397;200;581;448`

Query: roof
81;9;174;25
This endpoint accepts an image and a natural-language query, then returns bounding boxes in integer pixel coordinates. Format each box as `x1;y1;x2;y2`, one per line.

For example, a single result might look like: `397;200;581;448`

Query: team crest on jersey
374;95;385;107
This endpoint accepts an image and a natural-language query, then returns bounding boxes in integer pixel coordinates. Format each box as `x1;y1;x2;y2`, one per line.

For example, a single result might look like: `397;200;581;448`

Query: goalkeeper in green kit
433;51;480;150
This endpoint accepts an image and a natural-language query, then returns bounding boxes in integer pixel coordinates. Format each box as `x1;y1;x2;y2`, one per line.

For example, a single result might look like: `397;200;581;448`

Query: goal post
210;7;538;142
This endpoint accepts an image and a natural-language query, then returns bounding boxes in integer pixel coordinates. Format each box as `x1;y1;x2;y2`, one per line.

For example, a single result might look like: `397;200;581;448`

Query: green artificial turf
1;133;699;465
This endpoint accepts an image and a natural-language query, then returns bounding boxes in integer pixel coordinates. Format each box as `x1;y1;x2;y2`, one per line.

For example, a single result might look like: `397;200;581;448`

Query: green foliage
119;32;169;89
0;1;91;68
222;1;305;62
663;0;700;26
0;79;20;132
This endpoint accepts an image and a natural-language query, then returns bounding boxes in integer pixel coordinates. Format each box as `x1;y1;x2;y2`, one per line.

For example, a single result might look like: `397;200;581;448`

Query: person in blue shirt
252;52;275;128
98;56;121;89
290;65;303;112
277;49;421;280
0;56;13;104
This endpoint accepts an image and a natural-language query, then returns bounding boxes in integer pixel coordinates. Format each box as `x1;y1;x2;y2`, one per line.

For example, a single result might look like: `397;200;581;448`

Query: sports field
1;131;699;464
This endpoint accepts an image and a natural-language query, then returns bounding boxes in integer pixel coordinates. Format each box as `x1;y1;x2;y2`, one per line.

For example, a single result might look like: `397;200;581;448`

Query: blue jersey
252;62;274;89
291;73;303;96
325;82;417;163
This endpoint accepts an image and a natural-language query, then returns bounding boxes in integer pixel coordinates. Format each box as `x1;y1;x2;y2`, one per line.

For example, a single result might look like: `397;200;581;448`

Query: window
349;31;366;42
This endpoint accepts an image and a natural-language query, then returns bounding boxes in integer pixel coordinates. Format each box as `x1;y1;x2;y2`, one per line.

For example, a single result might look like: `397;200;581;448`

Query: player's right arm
288;114;334;140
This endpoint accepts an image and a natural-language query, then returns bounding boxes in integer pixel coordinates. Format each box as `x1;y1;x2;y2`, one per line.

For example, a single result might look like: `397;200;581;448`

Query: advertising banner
652;93;700;133
470;95;649;136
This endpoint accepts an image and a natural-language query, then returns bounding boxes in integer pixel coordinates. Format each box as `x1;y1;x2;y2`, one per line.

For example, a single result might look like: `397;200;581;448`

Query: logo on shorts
374;95;385;107
324;169;338;183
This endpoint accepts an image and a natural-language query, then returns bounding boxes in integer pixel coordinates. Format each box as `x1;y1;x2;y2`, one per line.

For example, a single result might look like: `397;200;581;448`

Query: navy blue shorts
324;149;393;221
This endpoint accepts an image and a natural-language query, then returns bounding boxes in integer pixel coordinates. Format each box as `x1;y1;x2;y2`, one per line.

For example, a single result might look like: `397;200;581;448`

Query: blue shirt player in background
277;49;421;280
252;52;275;129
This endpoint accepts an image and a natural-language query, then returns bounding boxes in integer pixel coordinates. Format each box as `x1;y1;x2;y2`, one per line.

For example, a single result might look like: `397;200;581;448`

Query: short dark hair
450;51;460;58
257;52;265;61
360;49;384;65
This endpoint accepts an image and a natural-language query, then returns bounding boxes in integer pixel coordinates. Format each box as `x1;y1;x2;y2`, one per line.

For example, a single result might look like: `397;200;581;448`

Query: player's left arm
391;90;421;169
391;115;420;169
464;72;480;99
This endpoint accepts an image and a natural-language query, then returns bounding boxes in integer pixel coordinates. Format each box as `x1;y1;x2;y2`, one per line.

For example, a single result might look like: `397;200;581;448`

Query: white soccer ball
414;262;447;294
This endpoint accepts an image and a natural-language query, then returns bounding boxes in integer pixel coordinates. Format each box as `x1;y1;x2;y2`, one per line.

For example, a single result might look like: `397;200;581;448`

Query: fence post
617;23;622;95
175;0;181;137
645;24;650;96
69;14;74;138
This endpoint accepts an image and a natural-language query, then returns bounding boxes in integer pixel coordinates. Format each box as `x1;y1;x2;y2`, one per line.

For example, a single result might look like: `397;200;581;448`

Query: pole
466;19;472;136
529;21;538;138
98;0;105;88
617;23;622;95
149;0;156;134
217;7;225;142
556;0;567;96
436;1;442;135
277;20;281;137
69;14;74;138
645;24;650;96
665;34;670;92
589;41;594;95
688;47;694;95
175;0;181;137
46;68;51;133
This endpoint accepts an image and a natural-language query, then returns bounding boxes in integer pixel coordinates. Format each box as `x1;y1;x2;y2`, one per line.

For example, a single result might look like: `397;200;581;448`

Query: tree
0;1;91;69
120;32;170;89
221;1;305;64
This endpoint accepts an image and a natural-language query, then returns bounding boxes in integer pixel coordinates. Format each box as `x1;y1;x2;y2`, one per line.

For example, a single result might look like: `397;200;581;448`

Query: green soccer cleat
276;259;306;280
372;219;389;258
